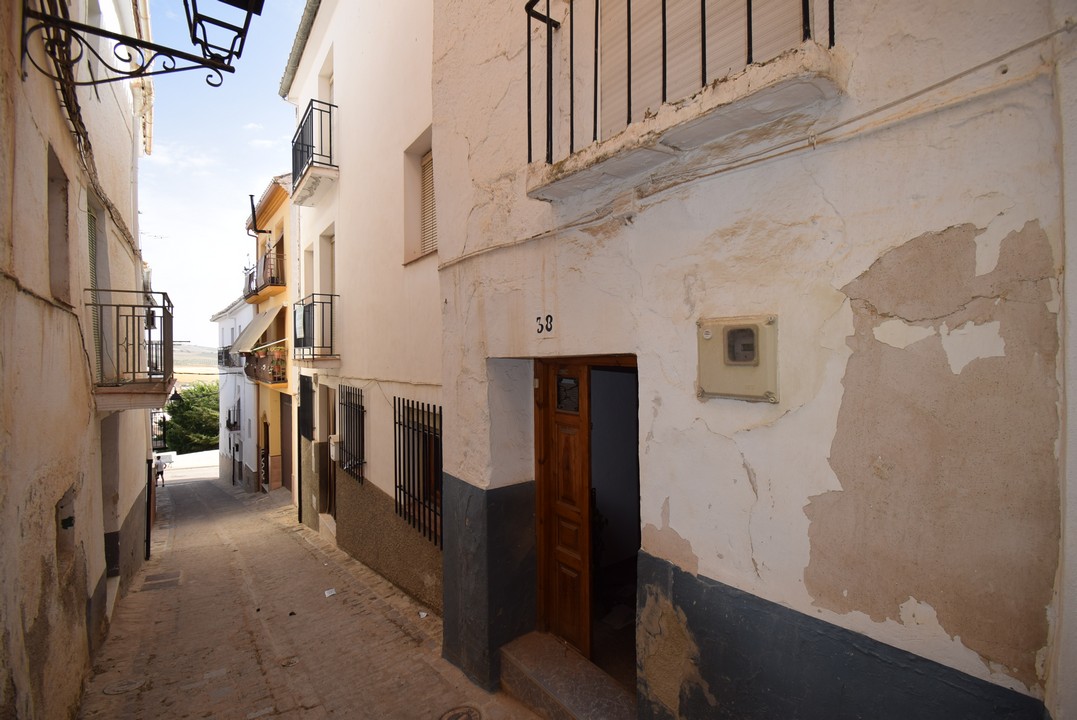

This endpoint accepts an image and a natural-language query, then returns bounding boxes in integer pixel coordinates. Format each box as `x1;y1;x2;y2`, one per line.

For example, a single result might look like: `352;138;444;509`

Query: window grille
338;384;366;481
299;375;314;441
419;151;437;256
394;397;443;547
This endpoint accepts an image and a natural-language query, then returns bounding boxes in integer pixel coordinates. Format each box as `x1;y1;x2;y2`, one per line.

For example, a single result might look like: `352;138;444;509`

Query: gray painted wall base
442;474;536;690
637;553;1048;720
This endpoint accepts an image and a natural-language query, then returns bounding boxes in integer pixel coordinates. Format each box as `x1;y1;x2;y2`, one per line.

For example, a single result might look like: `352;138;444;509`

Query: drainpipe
145;458;152;560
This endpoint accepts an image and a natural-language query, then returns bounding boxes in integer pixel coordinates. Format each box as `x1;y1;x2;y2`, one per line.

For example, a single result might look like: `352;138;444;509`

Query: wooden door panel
554;562;583;649
538;360;592;658
556;518;581;556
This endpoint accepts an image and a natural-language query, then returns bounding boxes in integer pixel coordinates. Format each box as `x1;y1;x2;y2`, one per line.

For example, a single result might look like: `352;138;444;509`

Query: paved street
78;456;536;720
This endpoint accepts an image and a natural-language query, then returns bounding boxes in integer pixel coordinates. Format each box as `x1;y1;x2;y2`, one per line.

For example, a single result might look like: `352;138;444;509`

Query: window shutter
420;151;437;256
87;210;98;291
751;0;803;64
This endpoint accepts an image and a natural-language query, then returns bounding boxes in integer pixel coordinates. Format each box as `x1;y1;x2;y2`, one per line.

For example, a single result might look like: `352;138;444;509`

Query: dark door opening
589;365;640;692
280;394;293;490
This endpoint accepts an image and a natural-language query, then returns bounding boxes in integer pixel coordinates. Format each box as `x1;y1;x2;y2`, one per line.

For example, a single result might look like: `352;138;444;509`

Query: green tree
165;381;219;454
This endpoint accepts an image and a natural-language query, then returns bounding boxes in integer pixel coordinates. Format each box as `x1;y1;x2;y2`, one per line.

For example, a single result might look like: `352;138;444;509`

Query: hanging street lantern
21;0;266;87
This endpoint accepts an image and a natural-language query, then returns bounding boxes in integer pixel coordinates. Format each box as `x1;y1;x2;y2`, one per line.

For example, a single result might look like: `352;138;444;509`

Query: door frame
534;354;636;657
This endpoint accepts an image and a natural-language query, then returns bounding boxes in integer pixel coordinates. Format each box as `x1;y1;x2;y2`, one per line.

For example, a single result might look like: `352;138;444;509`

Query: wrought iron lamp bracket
21;0;239;88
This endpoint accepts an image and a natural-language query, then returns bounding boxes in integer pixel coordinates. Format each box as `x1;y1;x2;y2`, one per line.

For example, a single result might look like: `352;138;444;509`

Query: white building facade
431;1;1077;719
212;297;255;487
280;0;445;610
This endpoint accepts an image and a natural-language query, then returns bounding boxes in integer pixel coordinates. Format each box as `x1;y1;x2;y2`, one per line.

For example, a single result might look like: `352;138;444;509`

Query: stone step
500;632;636;720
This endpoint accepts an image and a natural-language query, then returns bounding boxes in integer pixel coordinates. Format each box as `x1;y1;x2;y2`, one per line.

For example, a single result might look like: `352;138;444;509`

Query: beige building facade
231;175;295;495
1;0;169;717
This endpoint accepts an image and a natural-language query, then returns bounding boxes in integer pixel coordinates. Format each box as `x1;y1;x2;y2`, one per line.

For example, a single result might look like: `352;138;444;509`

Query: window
404;128;437;262
47;148;70;303
338;385;366;481
394;397;442;546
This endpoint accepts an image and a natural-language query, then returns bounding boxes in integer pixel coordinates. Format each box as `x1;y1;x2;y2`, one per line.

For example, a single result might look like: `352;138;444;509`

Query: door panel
537;360;592;657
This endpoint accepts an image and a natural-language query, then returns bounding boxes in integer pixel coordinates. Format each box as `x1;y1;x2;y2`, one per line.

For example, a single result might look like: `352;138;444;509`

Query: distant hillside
173;344;217;367
173;344;221;387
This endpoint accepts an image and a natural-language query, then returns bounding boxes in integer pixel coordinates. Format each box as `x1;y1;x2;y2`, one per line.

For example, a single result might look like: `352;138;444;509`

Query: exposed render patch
642;498;699;576
638;583;717;715
804;222;1059;690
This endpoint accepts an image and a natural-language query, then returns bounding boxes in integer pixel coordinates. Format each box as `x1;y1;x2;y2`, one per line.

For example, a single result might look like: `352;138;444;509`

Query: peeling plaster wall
806;222;1059;691
1;0;152;716
433;0;1072;702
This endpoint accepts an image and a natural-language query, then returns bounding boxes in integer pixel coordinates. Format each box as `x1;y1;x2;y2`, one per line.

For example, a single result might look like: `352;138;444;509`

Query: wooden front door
536;360;593;657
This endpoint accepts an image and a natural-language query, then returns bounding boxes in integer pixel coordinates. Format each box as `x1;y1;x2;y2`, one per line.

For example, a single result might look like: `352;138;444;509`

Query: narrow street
78;455;536;720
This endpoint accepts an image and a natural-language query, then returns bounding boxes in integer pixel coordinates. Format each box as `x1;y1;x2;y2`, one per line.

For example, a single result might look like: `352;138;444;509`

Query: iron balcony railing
525;0;836;164
243;252;285;298
217;346;241;367
85;289;173;386
293;293;337;359
244;342;287;385
292;99;337;191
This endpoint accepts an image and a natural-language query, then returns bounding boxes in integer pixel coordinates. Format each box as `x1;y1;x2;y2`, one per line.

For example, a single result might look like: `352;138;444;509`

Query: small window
47;148;71;303
403;128;437;263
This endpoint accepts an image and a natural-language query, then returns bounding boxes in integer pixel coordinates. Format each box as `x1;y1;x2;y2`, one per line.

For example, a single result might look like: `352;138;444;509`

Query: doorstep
500;632;635;720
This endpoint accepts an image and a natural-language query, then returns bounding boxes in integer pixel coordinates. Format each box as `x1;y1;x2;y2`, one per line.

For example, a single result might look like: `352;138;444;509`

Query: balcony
218;346;242;367
294;293;337;360
85;289;175;412
244;252;286;303
292;99;338;206
244;341;287;386
524;0;840;200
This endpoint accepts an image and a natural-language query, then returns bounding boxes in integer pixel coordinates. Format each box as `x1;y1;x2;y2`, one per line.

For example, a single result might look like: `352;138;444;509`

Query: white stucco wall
434;0;1074;705
285;0;441;500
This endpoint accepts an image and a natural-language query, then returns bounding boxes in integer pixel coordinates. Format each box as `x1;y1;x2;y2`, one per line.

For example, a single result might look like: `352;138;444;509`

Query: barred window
338;385;366;481
393;397;442;547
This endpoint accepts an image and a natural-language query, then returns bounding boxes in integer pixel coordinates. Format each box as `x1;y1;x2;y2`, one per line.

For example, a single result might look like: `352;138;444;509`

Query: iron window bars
338;385;366;481
292;99;338;191
84;289;173;386
525;0;836;164
394;398;443;547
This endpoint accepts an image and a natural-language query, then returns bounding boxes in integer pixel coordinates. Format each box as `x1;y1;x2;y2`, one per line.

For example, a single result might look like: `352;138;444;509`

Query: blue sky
139;0;305;348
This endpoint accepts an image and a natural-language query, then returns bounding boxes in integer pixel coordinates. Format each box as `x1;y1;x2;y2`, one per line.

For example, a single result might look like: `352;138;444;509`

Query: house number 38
536;314;554;334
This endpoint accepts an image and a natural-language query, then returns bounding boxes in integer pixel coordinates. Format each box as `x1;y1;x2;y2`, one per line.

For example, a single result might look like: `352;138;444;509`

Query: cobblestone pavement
78;463;537;720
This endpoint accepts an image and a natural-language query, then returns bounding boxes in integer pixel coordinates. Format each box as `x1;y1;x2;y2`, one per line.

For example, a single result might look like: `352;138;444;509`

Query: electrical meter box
697;315;778;402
